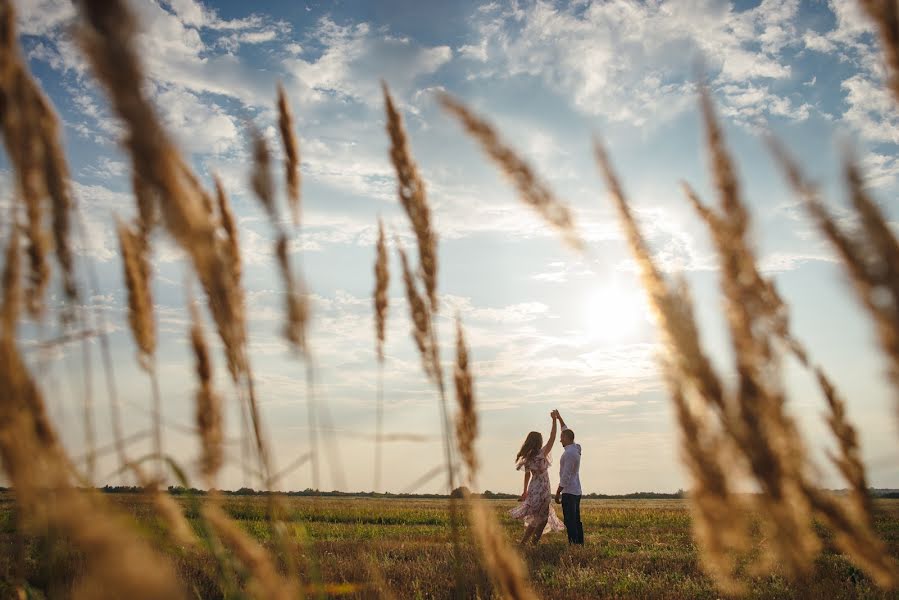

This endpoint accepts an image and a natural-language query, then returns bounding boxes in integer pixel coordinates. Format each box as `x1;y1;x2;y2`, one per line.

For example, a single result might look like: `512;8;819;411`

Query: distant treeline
1;486;895;499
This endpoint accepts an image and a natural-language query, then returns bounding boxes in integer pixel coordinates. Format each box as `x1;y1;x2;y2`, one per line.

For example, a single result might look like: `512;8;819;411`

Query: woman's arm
519;471;531;501
542;413;558;456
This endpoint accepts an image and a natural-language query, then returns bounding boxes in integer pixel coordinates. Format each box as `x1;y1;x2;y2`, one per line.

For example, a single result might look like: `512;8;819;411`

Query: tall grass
0;0;897;597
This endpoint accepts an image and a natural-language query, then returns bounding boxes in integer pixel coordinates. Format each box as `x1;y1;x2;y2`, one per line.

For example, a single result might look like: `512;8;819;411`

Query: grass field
2;493;897;599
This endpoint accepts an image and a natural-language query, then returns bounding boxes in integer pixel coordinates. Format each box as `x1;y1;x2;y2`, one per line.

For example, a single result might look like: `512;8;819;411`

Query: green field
1;493;898;599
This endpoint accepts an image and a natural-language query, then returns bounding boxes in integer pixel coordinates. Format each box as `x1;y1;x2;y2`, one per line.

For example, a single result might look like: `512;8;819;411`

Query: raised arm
556;409;568;430
542;412;557;456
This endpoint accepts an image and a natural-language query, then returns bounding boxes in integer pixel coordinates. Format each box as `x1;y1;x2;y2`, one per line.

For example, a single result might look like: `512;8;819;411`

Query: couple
510;409;584;545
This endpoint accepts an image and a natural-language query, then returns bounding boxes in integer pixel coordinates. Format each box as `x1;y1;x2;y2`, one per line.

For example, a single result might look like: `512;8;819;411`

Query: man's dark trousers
561;493;583;544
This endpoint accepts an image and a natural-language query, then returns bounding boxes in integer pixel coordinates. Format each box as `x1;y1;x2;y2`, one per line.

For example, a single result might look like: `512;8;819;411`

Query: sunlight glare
583;281;649;343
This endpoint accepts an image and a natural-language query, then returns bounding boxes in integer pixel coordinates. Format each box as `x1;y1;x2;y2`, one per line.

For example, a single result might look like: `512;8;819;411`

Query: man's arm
555;410;568;430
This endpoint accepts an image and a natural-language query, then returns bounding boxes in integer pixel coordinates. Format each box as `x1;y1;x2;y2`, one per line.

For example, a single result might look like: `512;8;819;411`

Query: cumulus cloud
283;18;452;106
460;0;806;126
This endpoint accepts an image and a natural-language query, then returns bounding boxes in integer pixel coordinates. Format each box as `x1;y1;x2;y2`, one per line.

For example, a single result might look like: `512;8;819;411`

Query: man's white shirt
559;426;582;496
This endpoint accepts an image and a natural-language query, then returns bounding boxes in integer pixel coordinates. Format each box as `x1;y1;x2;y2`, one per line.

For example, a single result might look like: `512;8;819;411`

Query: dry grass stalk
36;89;78;304
373;219;389;491
1;224;20;339
773;143;899;419
150;486;197;548
276;235;309;354
768;141;899;587
190;299;223;485
250;126;277;224
77;0;249;384
277;83;301;226
0;2;50;316
133;173;158;242
439;93;585;252
203;504;299;600
0;334;186;599
453;316;477;484
383;83;439;311
117;219;155;369
77;0;268;490
449;319;537;599
396;242;437;381
815;368;872;524
467;500;539;600
663;365;749;593
694;90;819;577
859;0;899;105
594;138;750;590
214;175;242;285
804;483;897;588
374;219;389;362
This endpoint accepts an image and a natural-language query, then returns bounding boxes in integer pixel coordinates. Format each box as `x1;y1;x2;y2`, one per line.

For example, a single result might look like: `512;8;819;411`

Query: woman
509;411;565;545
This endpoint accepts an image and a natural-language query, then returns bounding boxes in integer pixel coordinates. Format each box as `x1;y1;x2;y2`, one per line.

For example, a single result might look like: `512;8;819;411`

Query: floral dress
509;452;565;534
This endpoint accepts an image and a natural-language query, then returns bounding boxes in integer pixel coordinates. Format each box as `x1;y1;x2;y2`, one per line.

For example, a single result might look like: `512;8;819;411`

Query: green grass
1;493;897;599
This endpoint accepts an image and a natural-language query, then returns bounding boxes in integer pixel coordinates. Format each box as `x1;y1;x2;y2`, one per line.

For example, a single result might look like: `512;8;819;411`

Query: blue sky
4;0;899;494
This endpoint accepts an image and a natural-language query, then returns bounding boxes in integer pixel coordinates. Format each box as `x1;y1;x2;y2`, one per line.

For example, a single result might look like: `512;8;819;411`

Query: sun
582;281;649;343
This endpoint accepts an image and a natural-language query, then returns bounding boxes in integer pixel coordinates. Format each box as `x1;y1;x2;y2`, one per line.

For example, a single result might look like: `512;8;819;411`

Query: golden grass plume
374;219;389;362
859;0;899;105
1;224;20;339
439;93;585;252
383;83;439;311
203;504;299;600
453;316;477;484
77;0;249;384
190;299;224;485
396;241;437;381
594;137;750;591
117;219;155;370
277;83;301;226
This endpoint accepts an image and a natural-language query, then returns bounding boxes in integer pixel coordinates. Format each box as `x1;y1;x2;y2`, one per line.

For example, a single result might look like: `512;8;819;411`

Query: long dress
509;452;565;534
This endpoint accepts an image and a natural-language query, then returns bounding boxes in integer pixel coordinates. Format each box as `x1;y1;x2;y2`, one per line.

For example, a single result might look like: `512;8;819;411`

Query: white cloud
861;151;899;188
842;74;899;145
14;0;75;36
461;0;803;126
154;86;241;155
283;18;452;106
82;157;127;180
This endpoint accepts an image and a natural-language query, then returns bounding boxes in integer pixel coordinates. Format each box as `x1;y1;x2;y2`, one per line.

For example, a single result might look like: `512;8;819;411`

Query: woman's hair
516;431;543;464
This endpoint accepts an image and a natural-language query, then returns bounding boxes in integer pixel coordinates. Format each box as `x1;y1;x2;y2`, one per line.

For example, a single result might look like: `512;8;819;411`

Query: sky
3;0;899;494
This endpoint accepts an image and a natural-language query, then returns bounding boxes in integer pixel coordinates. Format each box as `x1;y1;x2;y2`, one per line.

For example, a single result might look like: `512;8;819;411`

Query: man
552;409;583;545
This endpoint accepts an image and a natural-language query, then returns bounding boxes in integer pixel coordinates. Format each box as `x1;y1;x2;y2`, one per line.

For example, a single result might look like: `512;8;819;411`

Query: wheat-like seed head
596;137;753;589
150;487;197;548
396;242;436;381
250;126;277;225
276;234;309;354
467;499;539;600
117;219;155;369
439;93;585;252
78;0;249;383
133;172;158;242
190;299;223;484
453;316;477;485
35;91;77;304
277;83;301;226
374;219;389;363
0;0;78;308
383;83;439;311
859;0;899;105
0;334;186;600
1;224;21;341
203;504;299;600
